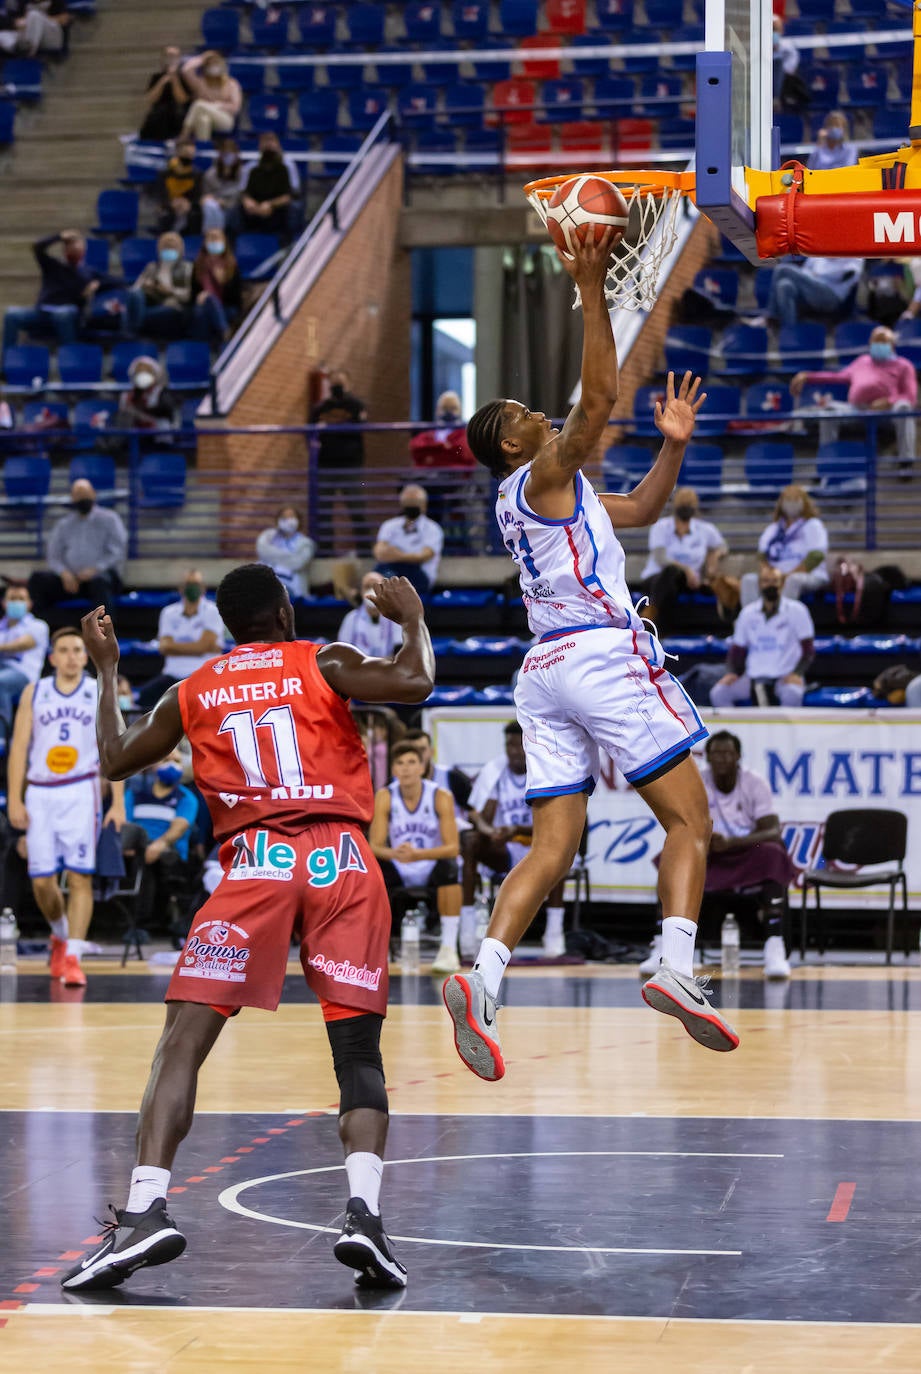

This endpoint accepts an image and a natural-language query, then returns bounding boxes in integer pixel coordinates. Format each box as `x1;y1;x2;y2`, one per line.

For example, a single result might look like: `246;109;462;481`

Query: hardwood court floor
1;958;921;1372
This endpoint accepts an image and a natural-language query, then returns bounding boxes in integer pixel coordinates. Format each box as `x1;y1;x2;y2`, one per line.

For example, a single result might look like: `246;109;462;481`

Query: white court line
3;1108;917;1121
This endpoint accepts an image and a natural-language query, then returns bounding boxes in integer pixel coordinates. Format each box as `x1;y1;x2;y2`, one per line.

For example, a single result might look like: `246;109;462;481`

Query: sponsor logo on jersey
522;641;576;672
219;792;240;808
307;953;382;991
45;745;78;774
212;659;228;675
229;648;284;672
227;828;296;881
180;918;250;983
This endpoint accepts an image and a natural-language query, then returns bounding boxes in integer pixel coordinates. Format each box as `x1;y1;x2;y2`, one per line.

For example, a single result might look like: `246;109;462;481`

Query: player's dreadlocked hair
217;563;288;644
466;399;510;478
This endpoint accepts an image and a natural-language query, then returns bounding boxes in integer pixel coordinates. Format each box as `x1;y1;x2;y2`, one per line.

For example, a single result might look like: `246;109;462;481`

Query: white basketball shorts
513;625;708;801
25;778;100;877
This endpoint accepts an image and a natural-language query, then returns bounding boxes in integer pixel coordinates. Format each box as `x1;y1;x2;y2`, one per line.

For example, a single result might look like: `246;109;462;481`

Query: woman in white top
638;486;733;633
180;52;242;142
255;505;316;598
741;484;829;606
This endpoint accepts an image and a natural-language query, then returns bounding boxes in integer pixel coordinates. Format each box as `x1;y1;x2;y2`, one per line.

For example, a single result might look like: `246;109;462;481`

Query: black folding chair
800;809;909;964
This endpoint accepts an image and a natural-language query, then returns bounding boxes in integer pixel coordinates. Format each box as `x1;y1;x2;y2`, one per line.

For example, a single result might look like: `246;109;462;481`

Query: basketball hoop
524;170;696;311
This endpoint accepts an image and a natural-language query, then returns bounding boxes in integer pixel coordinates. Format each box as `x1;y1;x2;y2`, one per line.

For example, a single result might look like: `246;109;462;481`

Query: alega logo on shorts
228;829;296;881
180;919;251;983
308;953;382;992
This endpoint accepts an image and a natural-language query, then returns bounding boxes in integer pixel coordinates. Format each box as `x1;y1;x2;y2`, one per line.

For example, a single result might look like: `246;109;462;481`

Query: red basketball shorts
166;820;389;1016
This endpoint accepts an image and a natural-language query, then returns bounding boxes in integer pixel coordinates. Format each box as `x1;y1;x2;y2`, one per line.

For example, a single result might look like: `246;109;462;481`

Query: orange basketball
545;175;630;257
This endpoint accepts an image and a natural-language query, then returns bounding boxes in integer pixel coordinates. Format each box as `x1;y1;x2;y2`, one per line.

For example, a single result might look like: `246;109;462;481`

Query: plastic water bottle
0;908;19;971
720;912;740;976
400;907;421;973
473;896;490;945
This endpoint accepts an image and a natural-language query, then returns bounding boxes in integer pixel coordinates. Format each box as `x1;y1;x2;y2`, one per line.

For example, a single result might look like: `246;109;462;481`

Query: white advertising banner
425;708;921;907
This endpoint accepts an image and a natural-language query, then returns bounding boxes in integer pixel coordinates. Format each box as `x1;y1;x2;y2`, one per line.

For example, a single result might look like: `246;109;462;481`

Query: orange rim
524;169;697;201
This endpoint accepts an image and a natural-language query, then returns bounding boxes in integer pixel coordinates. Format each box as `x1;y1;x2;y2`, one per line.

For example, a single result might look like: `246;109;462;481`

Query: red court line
827;1182;856;1222
57;1251;82;1262
32;1268;59;1278
220;1157;240;1164
0;1302;24;1311
13;1285;38;1295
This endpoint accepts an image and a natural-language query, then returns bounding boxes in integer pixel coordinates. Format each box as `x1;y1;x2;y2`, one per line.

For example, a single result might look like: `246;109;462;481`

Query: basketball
544;175;630;257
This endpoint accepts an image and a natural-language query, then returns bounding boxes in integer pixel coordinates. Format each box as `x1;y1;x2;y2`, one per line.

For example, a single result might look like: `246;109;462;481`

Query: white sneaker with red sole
442;970;505;1081
641;960;739;1052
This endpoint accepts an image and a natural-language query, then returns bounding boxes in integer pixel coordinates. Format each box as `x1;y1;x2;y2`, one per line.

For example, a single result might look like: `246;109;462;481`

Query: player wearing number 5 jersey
443;230;739;1084
61;565;434;1296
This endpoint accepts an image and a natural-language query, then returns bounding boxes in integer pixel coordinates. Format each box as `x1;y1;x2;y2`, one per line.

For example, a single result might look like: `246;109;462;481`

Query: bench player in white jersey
7;626;124;987
369;740;462;974
442;230;739;1080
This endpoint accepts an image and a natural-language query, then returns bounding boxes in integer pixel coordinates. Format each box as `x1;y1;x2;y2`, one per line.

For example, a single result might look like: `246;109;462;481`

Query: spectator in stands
711;565;815;708
124;747;199;938
180;51;242;143
637;486;733;634
117;673;136;715
0;386;12;430
791;325;918;472
373;484;444;596
810;111;858;172
126;232;193;339
136;569;224;710
772;14;799;85
757;256;863;328
740;484;829;606
337;571;402;657
139;45;191;143
2;229;111;351
28;478;127;614
0;0;68;56
410;391;476;470
0;582;48;737
200;138;247;232
115;354;178;435
229;132;294;240
154;139;202;236
309;369;369;556
255;504;315;598
191;228;242;343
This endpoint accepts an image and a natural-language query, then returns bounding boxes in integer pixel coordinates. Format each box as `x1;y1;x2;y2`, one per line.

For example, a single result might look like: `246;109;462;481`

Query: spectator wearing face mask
0;582;48;735
337;571;402;657
124;748;199;937
637;487;733;635
180;51;242;142
117;674;137;716
810;111;858;172
191;229;242;343
711;566;815;708
155;138;202;236
200;138;247;232
740;485;829;607
229;133;293;238
2;229;114;351
136;569;225;710
791;325;918;471
373;484;444;596
27;479;128;615
255;505;316;598
410;392;477;469
309;369;369;555
126;233;194;339
139;45;191;142
115;356;178;433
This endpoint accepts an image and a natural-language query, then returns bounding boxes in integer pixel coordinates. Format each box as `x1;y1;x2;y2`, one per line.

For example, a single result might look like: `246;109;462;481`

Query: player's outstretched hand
654;370;706;445
555;225;619;292
81;605;121;672
368;576;425;625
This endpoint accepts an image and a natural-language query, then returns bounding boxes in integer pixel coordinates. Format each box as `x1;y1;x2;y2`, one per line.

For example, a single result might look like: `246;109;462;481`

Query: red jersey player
62;564;434;1295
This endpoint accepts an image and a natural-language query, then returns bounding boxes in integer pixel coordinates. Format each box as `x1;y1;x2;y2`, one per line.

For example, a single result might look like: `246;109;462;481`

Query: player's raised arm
81;607;184;780
599;371;706;530
317;576;435;705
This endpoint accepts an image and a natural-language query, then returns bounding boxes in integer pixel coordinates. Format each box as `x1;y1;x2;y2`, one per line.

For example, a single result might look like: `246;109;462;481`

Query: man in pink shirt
791;326;917;470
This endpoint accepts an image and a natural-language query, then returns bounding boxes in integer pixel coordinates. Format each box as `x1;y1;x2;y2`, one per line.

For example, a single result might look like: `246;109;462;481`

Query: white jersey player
7;626;124;988
443;229;738;1082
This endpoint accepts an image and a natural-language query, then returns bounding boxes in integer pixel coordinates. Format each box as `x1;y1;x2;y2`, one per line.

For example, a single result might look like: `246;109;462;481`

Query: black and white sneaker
333;1197;407;1290
60;1200;187;1292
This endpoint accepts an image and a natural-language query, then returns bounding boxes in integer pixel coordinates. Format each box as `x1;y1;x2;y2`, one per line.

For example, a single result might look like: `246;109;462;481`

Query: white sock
661;916;697;977
345;1151;383;1215
65;937;82;957
473;936;511;1000
126;1165;171;1215
439;915;459;950
49;916;68;940
544;907;564;938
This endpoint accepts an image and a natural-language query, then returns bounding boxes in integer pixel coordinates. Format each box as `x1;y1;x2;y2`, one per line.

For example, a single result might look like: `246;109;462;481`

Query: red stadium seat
490;77;537;125
506;122;553;169
558;121;607;160
613;117;653;156
545;0;586;34
518;35;561;79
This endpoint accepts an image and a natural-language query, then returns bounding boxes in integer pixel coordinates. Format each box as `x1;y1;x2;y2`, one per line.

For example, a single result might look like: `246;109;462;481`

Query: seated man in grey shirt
28;478;128;615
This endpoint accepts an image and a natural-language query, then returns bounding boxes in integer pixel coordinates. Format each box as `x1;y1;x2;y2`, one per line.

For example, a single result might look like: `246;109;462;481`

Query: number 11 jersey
178;641;374;843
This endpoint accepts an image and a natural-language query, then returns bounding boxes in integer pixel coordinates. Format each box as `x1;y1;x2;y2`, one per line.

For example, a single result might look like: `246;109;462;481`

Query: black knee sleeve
326;1013;388;1117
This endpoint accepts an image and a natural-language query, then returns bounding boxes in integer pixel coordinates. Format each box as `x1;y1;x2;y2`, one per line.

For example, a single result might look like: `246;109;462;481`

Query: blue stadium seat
165;342;210;388
247;93;289;137
693;268;738;310
111;341;156;384
273;62;313;94
821;19;867;64
69;453;116;493
799;378;851;406
57;344;103;387
664;326;712;375
443;83;485;129
595;0;630;31
235;233;280;278
229;61;265;95
184;235;202;262
679;443;723;494
318;133;363;176
452;0;490;40
593;76;636;117
138;452;187;508
371;48;414;88
463;128;502;168
471;39;514;82
119;237;158;279
72;398;117;449
638;74;684;120
93;189;138;236
668;24;704;72
744;441;795;492
569;36;611;78
3;454;50;502
798;64;838;113
602;443;650;486
297;90;340;134
745;382;794;421
325;59;366;91
200;7;239;51
2;58;42;100
298;4;336;47
849;67;887;109
895;316;921;342
873;109;907;141
499;0;539;35
3;345;49;388
0;101;14;146
398;84;439;127
775;113;804;145
248;7;289;48
631;385;667;437
414;129;457;172
83;239;109;275
834;320;875;361
777;323;826;373
754;267;774;310
348;88;389;130
693;385;740;437
658;117;696;151
718;324;768;376
798;0;836;18
347;3;385;46
620;29;660;75
23;400;68;429
403;1;443;42
817;441;868;492
539;79;584;123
